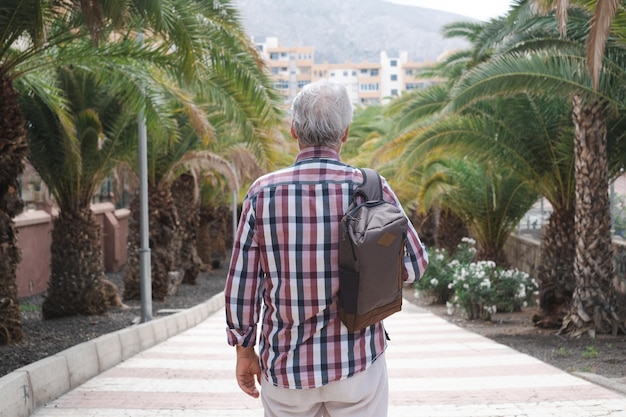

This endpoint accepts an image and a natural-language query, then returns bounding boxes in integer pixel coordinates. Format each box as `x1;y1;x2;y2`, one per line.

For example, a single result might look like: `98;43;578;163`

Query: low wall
14;211;53;298
15;204;129;298
504;233;626;292
93;204;130;273
503;234;542;278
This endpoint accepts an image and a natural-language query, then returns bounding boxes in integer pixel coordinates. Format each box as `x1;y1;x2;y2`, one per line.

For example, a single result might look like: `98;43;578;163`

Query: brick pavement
29;301;626;417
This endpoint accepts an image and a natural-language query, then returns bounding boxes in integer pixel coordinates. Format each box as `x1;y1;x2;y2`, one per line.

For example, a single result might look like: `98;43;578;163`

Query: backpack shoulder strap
356;168;383;202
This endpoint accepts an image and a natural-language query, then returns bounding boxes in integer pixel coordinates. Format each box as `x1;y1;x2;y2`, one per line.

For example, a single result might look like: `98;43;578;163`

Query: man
224;80;428;416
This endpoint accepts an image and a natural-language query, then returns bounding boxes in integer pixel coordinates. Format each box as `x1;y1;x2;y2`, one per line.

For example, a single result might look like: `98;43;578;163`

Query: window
405;69;414;76
390;60;397;67
371;69;379;76
390;74;398;81
359;83;379;91
270;52;279;60
361;97;380;104
298;80;310;88
406;82;428;91
360;69;368;74
271;68;279;75
343;71;348;77
391;89;398;96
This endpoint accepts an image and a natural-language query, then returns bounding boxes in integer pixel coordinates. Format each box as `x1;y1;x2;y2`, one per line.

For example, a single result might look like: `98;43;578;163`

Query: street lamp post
137;31;152;323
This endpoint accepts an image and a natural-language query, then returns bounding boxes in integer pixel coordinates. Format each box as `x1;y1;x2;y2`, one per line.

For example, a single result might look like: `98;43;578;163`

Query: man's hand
235;345;261;398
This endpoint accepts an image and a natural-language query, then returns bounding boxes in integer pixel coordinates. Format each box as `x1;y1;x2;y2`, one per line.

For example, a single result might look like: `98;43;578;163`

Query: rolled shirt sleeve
224;193;262;348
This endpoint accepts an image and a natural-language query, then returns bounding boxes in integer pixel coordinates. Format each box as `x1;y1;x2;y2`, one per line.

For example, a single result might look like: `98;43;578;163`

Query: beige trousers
260;354;388;417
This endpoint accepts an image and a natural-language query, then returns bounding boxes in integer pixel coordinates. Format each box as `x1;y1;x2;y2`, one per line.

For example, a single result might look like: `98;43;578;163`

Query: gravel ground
2;270;625;384
0;266;227;378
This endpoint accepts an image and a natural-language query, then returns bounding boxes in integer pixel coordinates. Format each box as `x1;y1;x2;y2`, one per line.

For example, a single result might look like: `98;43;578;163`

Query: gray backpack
338;168;408;332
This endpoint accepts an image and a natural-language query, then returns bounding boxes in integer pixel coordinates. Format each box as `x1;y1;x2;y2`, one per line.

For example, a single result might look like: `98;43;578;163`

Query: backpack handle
355;168;383;202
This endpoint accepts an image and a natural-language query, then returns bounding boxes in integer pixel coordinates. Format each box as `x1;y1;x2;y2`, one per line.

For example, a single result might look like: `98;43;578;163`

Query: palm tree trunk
171;173;202;284
437;208;468;254
0;76;28;344
561;96;624;336
197;203;213;269
124;184;181;301
408;207;436;249
534;205;575;328
42;208;108;318
197;203;229;269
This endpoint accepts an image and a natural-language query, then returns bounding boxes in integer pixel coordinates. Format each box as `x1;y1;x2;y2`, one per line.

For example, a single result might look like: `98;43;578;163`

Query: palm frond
587;0;620;89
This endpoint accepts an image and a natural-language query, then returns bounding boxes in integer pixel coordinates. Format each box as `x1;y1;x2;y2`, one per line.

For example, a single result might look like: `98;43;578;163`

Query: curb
573;372;626;396
0;292;225;417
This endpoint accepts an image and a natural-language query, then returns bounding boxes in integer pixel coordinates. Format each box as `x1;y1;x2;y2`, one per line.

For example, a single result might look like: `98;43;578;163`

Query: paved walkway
28;301;626;417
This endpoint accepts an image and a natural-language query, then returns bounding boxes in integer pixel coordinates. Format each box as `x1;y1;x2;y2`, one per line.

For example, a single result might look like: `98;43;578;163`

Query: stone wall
504;233;626;293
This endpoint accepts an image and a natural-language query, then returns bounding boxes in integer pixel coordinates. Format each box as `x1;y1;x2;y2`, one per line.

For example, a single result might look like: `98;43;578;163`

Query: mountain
232;0;473;64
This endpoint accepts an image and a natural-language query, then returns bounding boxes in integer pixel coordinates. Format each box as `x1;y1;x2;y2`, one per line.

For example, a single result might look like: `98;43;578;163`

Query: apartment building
253;36;434;106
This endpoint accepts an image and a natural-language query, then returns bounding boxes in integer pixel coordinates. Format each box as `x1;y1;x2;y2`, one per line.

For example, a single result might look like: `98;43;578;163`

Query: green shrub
416;237;539;320
424;238;540;320
413;248;455;304
414;237;477;304
448;260;498;320
492;268;538;313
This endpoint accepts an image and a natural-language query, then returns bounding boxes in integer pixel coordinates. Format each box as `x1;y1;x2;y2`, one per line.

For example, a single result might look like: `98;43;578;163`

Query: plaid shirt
225;146;428;389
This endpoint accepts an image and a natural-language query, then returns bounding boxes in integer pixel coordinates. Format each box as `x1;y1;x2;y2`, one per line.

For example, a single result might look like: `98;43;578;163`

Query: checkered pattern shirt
225;146;428;389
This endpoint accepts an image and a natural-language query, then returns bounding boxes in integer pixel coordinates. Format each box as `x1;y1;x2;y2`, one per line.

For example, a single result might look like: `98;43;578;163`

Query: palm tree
123;100;283;301
20;66;136;318
0;0;162;342
341;105;392;167
444;2;626;334
378;8;583;325
530;0;626;336
416;155;538;265
121;117;236;301
117;0;285;301
1;0;275;334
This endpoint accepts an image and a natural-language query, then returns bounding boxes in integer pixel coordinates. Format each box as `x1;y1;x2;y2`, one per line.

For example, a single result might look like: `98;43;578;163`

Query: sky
383;0;516;21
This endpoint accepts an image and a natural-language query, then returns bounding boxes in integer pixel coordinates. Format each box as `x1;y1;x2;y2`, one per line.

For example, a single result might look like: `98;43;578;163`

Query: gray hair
291;80;353;148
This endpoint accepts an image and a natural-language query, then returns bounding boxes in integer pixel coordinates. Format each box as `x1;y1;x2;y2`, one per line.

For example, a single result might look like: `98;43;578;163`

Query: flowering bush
448;261;498;320
415;237;538;320
492;268;538;313
413;248;455;304
452;237;478;264
413;238;477;304
448;260;538;320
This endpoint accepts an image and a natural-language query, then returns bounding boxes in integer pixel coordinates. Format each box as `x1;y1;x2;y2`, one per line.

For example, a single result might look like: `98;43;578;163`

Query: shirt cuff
226;324;257;348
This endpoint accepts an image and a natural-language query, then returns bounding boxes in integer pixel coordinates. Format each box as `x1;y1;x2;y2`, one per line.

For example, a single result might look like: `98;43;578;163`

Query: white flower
430;278;439;286
484;305;497;314
516;283;527;299
446;301;455;315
